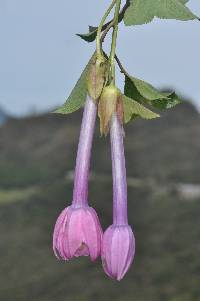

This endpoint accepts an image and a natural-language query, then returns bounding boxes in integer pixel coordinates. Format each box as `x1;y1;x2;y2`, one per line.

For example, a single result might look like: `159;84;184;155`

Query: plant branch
110;0;122;84
100;0;130;43
96;0;116;56
115;55;129;76
101;20;114;43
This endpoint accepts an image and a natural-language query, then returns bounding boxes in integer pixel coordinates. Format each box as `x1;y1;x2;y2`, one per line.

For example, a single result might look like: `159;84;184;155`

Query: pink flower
101;113;135;280
53;205;102;261
53;95;103;261
102;225;135;281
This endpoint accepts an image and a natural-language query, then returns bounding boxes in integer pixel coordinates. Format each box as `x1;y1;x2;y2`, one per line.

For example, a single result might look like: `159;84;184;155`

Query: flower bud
98;85;122;135
101;225;135;281
53;205;102;261
87;54;108;100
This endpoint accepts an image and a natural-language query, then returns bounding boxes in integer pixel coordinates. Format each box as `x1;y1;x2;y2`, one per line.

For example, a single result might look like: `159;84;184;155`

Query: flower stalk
109;0;122;84
96;0;116;56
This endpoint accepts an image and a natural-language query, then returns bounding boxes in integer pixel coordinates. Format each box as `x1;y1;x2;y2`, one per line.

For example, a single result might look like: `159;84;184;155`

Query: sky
0;0;200;116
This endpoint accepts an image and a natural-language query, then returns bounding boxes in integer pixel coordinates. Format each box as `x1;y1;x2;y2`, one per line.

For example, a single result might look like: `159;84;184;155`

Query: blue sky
0;0;200;116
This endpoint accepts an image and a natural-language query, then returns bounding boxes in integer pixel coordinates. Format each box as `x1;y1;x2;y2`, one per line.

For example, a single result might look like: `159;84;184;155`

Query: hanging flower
53;205;102;261
102;224;135;281
53;95;103;261
101;112;135;280
52;0;187;281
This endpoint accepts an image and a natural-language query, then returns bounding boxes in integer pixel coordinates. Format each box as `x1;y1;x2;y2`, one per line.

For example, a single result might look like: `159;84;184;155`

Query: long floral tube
101;113;135;281
110;113;128;225
72;94;97;207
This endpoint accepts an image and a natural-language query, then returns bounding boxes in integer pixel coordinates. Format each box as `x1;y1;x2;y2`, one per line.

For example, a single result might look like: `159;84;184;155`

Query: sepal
98;85;122;135
87;53;108;101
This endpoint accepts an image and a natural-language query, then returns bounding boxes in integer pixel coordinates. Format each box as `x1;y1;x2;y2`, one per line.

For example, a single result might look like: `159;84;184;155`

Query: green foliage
179;0;190;3
151;92;181;109
76;2;127;43
1;108;200;300
125;75;168;101
77;26;98;43
123;95;160;123
54;53;96;114
124;75;181;111
124;0;198;26
58;0;189;121
0;187;38;204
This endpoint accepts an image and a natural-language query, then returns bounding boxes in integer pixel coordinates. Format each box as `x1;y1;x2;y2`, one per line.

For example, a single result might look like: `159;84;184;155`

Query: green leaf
54;53;95;114
124;75;181;110
150;92;181;109
124;75;168;102
76;21;108;43
124;0;198;26
123;95;160;123
124;76;144;103
76;28;98;43
88;25;97;32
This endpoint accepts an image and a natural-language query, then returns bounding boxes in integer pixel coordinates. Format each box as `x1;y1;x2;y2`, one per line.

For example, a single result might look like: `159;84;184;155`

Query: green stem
109;0;122;85
100;1;130;44
96;0;116;56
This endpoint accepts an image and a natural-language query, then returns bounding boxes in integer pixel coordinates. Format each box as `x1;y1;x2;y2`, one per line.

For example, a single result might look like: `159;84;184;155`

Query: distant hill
0;101;199;188
0;107;8;126
0;101;200;301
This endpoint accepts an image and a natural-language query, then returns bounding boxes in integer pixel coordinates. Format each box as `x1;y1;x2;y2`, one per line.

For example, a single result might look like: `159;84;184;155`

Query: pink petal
53;207;69;259
120;228;135;279
67;209;88;258
102;227;114;277
83;208;102;261
111;227;131;280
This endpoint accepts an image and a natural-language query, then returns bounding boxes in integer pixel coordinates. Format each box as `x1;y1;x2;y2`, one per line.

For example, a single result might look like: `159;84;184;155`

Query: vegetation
0;102;200;300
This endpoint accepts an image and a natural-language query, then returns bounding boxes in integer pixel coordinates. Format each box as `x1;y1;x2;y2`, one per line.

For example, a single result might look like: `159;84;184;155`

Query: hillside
0;102;200;301
0;107;8;126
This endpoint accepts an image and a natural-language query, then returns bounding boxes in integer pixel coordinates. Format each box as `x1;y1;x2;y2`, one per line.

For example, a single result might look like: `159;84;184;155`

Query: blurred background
0;1;200;300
